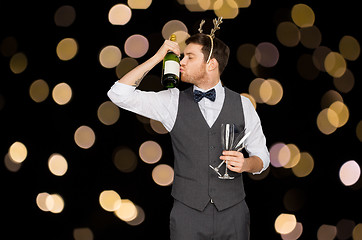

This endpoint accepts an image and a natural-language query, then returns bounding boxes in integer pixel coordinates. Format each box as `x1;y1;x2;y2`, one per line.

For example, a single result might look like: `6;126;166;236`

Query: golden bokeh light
99;190;122;212
312;46;331;72
357;120;362;142
339;35;360;61
128;0;152;9
328;101;349;128
9;141;27;163
184;0;210;12
127;205;145;226
276;21;300;47
124;34;149;58
320;90;343;109
36;192;51;212
29;79;49;103
54;5;76;27
74;125;96;149
139;140;162;164
339;160;361;186
10;52;27;74
152;164;174;186
283;144;301;169
291;4;315;28
97;101;120;125
46;193;65;213
4;153;22;172
317;224;337;240
336;219;356;240
265;79;283;105
275;213;297;235
236;43;256;68
173;30;190;53
248;78;265;104
300;26;321;49
56;38;78;61
162;20;188;40
292;152;314;177
333;69;355;93
150;119;168;134
324;52;347;78
52;82;72;105
99;45;122;68
255;42;279;68
353;223;362;240
116;57;138;78
235;0;251;8
317;108;337;135
108;4;132;25
73;228;94;240
281;222;303;240
114;199;137;222
214;0;239;19
113;147;138;173
48;153;68;176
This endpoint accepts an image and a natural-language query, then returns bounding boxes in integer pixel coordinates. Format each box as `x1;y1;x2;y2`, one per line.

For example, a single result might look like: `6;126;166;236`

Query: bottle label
164;60;180;78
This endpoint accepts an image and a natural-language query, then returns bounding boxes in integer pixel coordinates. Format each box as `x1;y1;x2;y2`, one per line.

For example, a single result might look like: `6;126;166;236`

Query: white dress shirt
108;80;270;174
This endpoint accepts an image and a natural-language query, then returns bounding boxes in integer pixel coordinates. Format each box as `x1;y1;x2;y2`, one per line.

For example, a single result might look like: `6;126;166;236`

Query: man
108;32;270;239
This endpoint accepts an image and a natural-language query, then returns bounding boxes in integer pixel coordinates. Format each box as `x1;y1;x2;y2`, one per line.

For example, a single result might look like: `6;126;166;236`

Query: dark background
1;0;361;239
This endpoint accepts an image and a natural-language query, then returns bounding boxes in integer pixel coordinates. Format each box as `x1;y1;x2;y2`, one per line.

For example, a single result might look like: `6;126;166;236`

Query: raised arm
119;40;181;87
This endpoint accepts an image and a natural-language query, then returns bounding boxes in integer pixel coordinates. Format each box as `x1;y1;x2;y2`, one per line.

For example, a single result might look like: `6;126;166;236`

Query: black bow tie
193;89;216;102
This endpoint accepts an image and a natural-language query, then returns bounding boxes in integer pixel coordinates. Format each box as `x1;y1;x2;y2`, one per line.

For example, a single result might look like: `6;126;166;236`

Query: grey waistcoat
170;86;246;211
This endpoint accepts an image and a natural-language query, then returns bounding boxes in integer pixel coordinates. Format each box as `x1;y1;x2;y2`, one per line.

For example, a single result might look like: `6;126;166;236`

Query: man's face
180;43;207;85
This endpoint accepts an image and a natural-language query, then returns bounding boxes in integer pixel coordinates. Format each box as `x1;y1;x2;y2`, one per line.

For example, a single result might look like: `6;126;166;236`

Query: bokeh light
99;190;122;212
275;213;297;235
116;57;139;78
281;222;303;240
339;160;361;186
124;34;149;58
237;43;256;68
127;205;145;226
48;153;68;176
255;42;279;67
4;153;22;172
97;101;120;125
162;20;188;40
139;140;162;164
128;0;152;9
36;192;51;212
317;108;338;135
29;79;49;103
113;146;138;173
9;141;27;163
320;90;343;109
333;69;355;93
150;119;168;134
52;82;72;105
291;4;315;28
324;52;347;78
99;45;122;68
336;219;355;240
108;4;132;25
292;152;314;177
74;125;96;149
357;121;362;142
10;52;27;74
45;193;65;213
353;223;362;240
300;26;321;49
317;224;337;240
56;38;78;61
276;21;300;47
1;36;18;57
114;199;137;222
152;164;174;186
214;0;239;19
313;46;332;72
73;228;94;240
269;142;288;168
339;35;360;61
54;5;76;27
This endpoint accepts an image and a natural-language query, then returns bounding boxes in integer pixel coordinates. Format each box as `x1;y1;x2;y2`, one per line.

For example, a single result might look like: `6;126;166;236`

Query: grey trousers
170;199;250;240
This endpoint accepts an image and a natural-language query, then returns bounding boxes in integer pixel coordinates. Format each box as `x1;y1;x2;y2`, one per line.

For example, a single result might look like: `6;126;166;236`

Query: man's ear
207;58;218;72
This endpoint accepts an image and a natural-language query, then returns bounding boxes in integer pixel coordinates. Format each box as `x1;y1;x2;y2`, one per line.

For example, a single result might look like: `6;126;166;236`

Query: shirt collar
193;80;223;93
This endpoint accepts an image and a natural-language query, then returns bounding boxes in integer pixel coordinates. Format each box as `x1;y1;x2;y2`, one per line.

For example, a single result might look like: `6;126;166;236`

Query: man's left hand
219;151;245;173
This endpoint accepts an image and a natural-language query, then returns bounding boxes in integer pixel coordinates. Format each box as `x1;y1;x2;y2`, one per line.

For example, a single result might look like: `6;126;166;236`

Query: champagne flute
218;123;235;179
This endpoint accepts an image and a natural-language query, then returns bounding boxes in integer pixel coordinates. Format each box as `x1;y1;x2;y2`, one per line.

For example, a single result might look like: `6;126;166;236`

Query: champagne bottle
161;34;180;88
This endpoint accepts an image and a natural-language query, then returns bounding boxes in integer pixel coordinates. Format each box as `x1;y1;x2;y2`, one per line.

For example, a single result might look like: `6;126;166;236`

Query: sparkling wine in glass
218;123;235;179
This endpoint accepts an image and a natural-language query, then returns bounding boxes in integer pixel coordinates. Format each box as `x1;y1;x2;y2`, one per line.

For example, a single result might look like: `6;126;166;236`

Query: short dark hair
185;33;230;75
